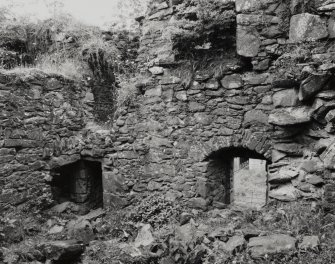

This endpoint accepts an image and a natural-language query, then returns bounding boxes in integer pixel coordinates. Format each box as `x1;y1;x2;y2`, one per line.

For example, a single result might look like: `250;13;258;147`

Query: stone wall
107;0;335;210
0;69;110;213
3;0;335;213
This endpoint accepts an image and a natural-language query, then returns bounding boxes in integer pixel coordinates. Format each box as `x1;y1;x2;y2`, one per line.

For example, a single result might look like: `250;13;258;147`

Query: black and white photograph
0;0;334;263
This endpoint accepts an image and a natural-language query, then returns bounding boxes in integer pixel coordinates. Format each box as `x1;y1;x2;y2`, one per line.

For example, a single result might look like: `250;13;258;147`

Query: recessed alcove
206;148;269;209
50;159;103;211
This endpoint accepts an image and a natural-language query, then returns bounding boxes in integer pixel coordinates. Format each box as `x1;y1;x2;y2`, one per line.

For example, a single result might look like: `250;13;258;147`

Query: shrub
128;193;182;229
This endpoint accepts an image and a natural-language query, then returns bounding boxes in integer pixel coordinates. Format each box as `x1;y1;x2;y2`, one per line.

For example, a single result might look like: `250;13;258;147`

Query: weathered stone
189;102;205;112
67;220;95;244
299;74;330;101
273;89;299;107
316;90;335;100
289;13;328;42
325;109;335;122
134;224;155;248
274;143;303;155
269;107;312;126
329;17;335;38
248;235;296;257
221;74;242;89
244;110;269;125
224;236;246;253
305;174;324;185
317;0;335;11
149;66;164;75
299;158;323;173
188;197;208;210
175;91;187;101
299;236;320;250
269;183;302;201
320;141;335;169
269;167;299;183
38;240;85;262
237;25;260;57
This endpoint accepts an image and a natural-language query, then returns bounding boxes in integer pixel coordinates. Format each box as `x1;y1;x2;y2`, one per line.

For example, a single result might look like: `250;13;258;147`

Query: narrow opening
206;147;269;209
50;159;103;212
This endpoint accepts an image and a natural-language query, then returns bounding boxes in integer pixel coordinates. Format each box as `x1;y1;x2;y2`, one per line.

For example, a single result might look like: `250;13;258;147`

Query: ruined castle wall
107;0;335;210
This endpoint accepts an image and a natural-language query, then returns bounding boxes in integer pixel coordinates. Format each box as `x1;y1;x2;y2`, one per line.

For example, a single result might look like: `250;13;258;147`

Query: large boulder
248;234;296;257
289;13;328;42
269;106;312;126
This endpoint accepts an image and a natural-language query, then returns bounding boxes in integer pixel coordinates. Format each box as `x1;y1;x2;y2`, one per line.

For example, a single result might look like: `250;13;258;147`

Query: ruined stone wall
0;70;110;213
107;0;335;210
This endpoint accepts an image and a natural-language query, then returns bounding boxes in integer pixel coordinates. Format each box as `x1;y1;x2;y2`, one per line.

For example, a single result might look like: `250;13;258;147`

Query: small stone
149;66;164;75
326;109;335;122
188;197;208;211
134;224;155;248
175;91;187;101
48;225;64;234
221;74;242;89
248;235;296;257
179;212;194;225
289;13;328;42
299;236;320;250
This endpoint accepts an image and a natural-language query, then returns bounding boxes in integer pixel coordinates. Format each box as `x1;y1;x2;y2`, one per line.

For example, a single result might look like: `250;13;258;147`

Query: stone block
221;74;242;89
289;13;328;42
237;25;260;57
269;106;312;126
299;73;330;101
248;235;296;257
273;89;299;107
269;183;302;201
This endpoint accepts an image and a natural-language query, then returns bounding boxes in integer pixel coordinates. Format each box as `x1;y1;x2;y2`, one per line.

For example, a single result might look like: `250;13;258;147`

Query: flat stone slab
269;107;312;126
289;13;328;42
248;234;296;257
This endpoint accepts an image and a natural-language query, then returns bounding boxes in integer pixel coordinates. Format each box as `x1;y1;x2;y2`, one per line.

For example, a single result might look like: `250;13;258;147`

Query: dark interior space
50;159;103;211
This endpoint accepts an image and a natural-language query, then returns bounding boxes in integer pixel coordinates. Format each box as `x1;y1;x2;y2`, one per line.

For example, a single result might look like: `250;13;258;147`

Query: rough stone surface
248;235;296;257
289;13;328;42
269;107;312;126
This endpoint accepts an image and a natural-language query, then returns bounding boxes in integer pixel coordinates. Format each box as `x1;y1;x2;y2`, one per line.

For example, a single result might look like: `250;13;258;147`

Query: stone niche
206;148;269;209
50;159;103;211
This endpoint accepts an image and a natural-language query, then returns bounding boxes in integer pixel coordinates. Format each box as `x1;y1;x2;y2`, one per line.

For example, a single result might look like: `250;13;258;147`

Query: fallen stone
269;107;312;126
269;183;302;201
299;73;330;101
289;13;328;42
38;240;85;262
224;236;246;253
67;220;95;244
248;234;296;257
188;197;208;210
299;236;320;250
134;224;155;248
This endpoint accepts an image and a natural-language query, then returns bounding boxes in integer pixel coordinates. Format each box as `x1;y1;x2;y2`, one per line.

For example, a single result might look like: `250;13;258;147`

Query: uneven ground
1;195;335;264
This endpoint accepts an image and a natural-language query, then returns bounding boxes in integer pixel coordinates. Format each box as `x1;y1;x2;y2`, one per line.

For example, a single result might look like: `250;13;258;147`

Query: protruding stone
248;235;296;257
269;106;312;126
299;73;330;101
269;183;302;201
269;167;299;183
149;66;164;75
273;89;299;107
289;13;328;42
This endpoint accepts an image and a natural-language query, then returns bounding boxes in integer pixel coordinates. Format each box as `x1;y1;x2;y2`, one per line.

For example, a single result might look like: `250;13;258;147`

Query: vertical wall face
106;0;335;211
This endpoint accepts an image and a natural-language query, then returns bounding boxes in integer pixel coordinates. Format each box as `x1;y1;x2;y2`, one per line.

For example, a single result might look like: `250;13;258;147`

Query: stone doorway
50;159;103;211
206;148;268;209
